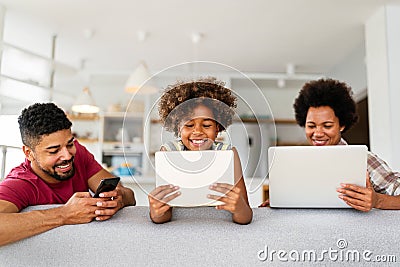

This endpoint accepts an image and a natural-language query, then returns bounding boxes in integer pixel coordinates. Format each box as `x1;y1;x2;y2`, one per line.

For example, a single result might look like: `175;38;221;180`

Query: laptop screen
268;145;367;208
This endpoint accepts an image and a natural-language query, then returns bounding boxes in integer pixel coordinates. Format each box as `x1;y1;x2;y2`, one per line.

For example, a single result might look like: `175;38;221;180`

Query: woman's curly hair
158;77;237;136
293;78;359;133
18;103;72;148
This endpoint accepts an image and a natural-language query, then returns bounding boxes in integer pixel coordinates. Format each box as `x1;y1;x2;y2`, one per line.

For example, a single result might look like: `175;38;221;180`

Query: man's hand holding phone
93;177;123;221
93;177;120;197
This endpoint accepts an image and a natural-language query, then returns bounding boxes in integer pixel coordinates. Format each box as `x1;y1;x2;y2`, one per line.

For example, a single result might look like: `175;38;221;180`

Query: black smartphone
93;177;120;198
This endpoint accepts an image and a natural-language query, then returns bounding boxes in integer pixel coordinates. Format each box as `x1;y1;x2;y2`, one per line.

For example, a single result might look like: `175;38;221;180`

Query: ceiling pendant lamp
124;61;158;95
71;87;100;114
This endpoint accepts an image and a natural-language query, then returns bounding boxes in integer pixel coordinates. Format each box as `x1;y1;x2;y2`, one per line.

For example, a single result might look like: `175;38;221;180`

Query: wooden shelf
151;118;297;124
273;119;297;124
68;114;100;121
236;118;272;123
150;119;162;124
76;138;99;143
236;118;298;124
104;112;143;119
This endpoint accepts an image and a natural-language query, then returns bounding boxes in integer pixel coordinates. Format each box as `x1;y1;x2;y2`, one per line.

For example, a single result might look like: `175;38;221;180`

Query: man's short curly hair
293;78;359;133
158;77;237;136
18;103;72;148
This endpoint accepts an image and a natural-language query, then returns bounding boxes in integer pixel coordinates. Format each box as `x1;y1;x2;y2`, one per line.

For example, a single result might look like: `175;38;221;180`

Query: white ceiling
1;0;399;76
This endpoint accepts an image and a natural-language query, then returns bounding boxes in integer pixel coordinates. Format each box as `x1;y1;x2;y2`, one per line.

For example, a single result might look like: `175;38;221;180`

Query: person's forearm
232;206;253;225
0;207;66;246
375;194;400;210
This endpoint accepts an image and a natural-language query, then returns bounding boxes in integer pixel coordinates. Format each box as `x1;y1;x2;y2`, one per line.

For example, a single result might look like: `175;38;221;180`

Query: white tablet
268;145;367;208
155;150;234;207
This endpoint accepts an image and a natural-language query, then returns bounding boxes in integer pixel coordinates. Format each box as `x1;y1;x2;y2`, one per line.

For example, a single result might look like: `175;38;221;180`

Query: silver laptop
268;145;367;208
155;150;234;207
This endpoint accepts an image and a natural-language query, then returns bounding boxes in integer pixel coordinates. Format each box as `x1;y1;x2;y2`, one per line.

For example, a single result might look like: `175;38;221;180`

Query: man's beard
39;157;75;181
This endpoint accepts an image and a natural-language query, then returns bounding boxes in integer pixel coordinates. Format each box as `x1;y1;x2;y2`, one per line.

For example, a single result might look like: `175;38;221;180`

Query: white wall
328;42;368;100
386;6;400;171
365;6;400;169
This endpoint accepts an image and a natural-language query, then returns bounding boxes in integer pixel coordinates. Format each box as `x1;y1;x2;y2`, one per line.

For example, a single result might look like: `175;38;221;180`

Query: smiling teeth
192;139;206;144
57;164;69;169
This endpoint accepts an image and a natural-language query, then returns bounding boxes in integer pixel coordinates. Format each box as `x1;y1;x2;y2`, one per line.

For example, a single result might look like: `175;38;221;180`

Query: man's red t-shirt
0;140;102;210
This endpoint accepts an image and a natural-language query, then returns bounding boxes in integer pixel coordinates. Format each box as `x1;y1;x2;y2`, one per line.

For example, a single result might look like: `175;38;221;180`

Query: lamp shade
124;62;158;94
71;87;100;114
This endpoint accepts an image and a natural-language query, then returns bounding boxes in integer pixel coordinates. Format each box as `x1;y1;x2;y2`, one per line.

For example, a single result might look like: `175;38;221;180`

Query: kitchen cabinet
101;112;143;144
69;112;148;177
100;112;146;177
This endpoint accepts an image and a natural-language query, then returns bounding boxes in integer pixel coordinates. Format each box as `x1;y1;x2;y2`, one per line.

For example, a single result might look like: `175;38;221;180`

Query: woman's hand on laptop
148;185;180;223
336;173;377;212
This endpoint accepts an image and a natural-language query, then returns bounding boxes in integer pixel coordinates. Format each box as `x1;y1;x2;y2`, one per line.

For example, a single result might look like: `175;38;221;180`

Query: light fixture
71;87;100;114
137;30;147;42
276;63;295;88
124;61;158;94
82;28;95;40
191;32;204;64
277;79;286;88
286;63;295;76
191;32;203;44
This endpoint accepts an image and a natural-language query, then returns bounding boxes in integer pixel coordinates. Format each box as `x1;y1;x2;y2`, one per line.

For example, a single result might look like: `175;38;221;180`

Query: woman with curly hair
293;78;400;211
148;77;252;224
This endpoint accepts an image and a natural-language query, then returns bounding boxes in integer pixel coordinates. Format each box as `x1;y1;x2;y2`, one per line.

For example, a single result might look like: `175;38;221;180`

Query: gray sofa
1;206;399;266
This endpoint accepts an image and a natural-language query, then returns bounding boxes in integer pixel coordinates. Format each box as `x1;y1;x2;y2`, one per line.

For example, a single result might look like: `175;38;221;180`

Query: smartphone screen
93;177;120;198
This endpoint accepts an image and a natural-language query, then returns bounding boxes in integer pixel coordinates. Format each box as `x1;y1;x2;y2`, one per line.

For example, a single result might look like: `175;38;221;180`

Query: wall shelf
68;114;100;121
273;119;297;124
151;118;297;124
234;118;297;124
75;138;99;143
